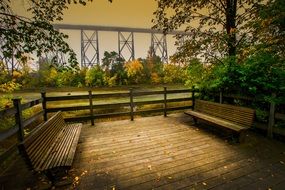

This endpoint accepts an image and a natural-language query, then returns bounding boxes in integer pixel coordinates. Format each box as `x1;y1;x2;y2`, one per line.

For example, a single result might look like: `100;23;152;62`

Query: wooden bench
185;100;255;142
18;111;82;180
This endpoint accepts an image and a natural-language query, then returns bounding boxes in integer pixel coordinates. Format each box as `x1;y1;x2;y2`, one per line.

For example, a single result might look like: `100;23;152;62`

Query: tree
124;60;144;84
0;0;112;74
101;51;126;85
153;0;265;63
252;0;285;56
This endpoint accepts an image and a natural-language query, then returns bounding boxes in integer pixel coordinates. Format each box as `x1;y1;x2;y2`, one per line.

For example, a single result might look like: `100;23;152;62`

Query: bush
124;60;144;84
85;65;105;86
163;63;187;84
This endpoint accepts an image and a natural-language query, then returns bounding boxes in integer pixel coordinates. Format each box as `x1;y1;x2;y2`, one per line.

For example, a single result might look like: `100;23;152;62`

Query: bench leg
237;131;247;143
193;117;198;125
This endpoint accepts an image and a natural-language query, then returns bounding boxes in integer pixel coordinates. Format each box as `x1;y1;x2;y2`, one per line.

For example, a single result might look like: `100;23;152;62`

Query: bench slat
64;124;82;166
40;123;82;170
49;125;77;169
184;100;255;143
185;110;248;132
18;111;82;173
28;114;65;169
195;100;254;126
57;124;81;167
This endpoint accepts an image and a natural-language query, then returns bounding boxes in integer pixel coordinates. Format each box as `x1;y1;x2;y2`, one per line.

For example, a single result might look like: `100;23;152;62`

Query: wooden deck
1;113;285;189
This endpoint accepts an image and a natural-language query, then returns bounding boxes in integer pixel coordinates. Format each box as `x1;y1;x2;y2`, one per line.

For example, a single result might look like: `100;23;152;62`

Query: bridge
0;24;188;71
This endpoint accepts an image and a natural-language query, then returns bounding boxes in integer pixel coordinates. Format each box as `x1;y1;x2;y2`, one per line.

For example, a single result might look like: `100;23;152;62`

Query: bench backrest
195;100;255;127
18;111;65;170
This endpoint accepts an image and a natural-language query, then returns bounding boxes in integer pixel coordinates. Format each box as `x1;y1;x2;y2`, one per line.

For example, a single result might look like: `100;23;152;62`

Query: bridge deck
1;113;285;189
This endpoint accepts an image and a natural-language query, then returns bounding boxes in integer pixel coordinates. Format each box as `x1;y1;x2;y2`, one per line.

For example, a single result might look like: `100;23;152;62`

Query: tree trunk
226;0;237;57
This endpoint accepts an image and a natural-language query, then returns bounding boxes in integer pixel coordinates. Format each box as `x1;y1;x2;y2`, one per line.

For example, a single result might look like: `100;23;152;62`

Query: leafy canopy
0;0;111;71
153;0;265;63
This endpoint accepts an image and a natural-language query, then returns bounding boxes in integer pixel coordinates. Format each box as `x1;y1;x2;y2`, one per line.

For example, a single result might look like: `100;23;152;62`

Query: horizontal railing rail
0;98;44;164
44;88;194;124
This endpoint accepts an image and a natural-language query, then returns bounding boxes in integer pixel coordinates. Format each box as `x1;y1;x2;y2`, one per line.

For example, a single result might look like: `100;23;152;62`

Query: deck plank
1;113;285;190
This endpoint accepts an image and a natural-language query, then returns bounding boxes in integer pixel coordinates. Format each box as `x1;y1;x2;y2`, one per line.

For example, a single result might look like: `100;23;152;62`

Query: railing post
41;92;47;121
219;89;223;104
191;86;195;110
130;88;134;121
89;90;95;126
268;93;276;138
13;98;24;142
163;87;167;117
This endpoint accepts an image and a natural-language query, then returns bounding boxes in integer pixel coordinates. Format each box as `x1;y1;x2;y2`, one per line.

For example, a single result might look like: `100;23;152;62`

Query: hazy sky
13;0;178;63
62;0;157;28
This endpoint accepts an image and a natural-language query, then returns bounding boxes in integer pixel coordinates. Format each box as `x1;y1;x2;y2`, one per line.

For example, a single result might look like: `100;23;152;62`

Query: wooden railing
0;87;284;164
0;87;194;163
42;87;194;125
0;98;44;163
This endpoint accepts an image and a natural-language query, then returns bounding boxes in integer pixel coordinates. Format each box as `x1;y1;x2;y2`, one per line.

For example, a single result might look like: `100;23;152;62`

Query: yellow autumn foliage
124;60;144;84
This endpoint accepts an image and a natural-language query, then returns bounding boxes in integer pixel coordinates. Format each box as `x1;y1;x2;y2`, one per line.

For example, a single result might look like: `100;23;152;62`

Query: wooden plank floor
1;113;285;190
70;113;285;190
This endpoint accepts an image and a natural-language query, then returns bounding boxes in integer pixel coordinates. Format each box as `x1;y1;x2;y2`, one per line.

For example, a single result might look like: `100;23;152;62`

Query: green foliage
85;65;105;86
185;59;207;88
102;51;127;85
153;0;264;62
163;64;187;84
139;47;164;84
191;51;285;104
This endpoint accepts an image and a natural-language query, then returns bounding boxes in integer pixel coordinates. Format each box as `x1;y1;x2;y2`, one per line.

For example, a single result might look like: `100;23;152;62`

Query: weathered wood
21;98;42;110
130;88;134;121
132;90;164;96
2;114;285;190
18;111;82;174
92;92;130;98
22;110;44;127
41;92;47;121
185;100;255;142
163;87;167;117
89;90;94;126
46;105;90;113
191;86;195;110
13;98;24;142
166;89;192;94
69;114;285;190
45;94;89;101
219;90;223;104
268;93;276;138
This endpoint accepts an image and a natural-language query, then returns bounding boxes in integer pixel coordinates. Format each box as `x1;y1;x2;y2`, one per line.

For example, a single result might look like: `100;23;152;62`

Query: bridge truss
53;24;186;67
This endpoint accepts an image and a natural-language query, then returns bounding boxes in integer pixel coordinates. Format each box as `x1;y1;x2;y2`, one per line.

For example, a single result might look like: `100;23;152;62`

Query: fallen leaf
202;182;207;186
280;161;284;165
